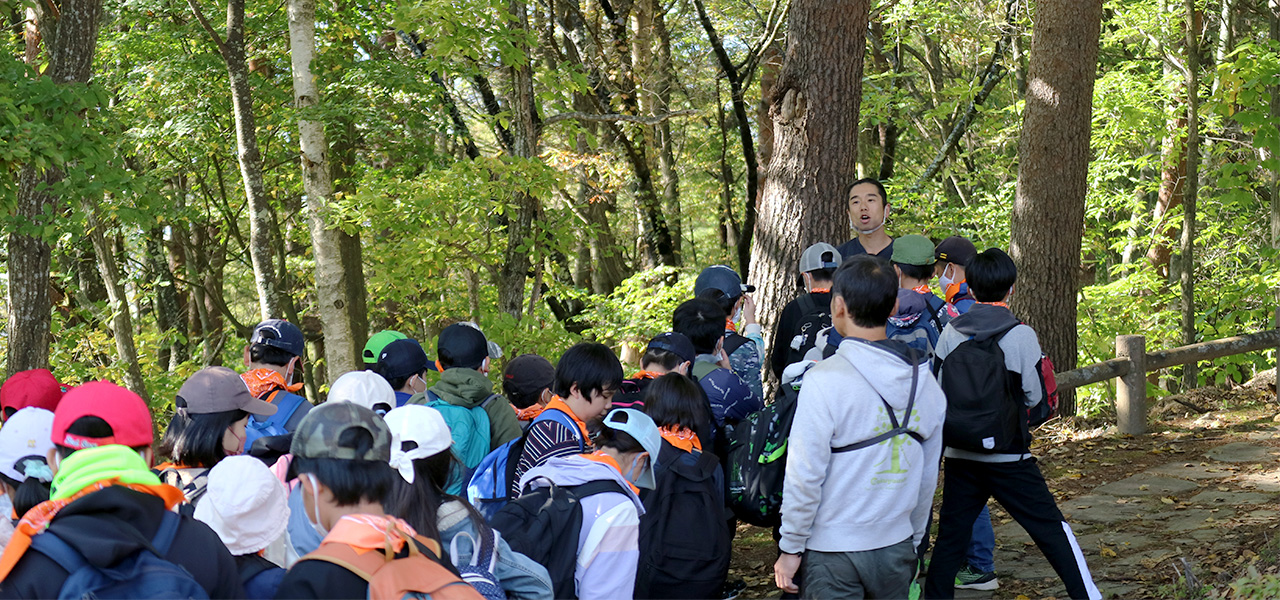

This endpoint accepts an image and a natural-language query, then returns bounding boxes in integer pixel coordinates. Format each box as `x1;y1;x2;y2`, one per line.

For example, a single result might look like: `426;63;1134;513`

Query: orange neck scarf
242;368;303;399
543;396;592;444
810;287;831;294
978;301;1010;309
912;284;933;295
581;452;639;494
630;370;664;381
0;479;185;579
516;404;545;422
322;514;422;556
659;426;702;452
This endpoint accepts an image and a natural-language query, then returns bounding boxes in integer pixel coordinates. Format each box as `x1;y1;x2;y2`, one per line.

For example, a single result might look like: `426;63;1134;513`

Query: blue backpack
29;510;210;600
466;408;582;521
448;529;504;600
243;389;308;452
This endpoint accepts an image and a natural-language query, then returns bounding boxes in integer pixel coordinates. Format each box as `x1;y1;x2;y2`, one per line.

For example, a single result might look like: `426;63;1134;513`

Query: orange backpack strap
298;542;387;582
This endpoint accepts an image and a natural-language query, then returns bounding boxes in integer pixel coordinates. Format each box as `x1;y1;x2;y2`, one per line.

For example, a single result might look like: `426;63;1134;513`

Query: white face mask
939;265;956;291
305;474;328;538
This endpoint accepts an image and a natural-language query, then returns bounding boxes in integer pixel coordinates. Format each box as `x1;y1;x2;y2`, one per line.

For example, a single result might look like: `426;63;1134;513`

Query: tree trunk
7;0;105;376
146;229;188;369
287;0;359;379
82;202;149;402
190;0;280;320
1180;0;1201;388
1146;113;1187;277
1271;5;1280;249
654;4;681;264
1009;0;1103;418
748;0;869;388
497;0;541;320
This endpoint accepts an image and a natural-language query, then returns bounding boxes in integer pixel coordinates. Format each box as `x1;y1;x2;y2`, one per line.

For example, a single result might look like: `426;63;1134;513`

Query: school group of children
0;177;1102;600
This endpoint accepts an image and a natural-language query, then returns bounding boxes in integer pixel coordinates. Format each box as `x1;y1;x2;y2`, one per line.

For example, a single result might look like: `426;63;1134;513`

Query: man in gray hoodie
774;255;947;599
923;248;1099;600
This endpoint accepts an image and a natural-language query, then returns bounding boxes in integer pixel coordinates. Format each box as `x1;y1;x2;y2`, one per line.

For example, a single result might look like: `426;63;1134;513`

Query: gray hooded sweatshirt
778;337;946;555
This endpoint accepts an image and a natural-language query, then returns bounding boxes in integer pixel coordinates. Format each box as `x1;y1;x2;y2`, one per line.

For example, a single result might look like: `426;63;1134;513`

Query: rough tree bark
1180;0;1201;388
748;0;869;385
497;0;541;320
189;0;281;320
1009;0;1103;417
1270;3;1280;249
8;0;104;376
82;202;149;402
287;0;359;378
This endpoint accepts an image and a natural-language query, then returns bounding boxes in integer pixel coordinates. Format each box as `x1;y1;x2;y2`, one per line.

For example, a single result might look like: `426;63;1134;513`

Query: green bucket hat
891;234;936;266
290;401;391;462
363;330;408;365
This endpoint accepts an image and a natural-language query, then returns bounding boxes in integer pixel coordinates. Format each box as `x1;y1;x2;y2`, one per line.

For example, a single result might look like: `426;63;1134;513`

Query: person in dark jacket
770;242;840;379
274;402;474;599
0;381;242;599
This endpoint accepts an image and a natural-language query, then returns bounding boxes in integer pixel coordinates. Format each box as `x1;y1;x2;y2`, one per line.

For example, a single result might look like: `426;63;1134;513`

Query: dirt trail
729;388;1280;599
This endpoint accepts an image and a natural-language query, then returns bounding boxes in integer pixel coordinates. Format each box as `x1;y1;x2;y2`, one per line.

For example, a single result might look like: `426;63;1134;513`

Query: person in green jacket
408;324;521;473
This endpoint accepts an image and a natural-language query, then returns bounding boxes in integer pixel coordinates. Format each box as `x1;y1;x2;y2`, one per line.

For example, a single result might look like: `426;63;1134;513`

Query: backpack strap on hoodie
832;347;924;452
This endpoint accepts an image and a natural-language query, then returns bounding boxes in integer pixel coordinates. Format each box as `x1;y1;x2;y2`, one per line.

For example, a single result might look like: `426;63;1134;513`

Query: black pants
923;457;1099;600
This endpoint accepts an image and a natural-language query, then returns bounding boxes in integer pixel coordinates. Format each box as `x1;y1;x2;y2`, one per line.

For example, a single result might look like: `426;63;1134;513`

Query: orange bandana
242;368;304;398
912;284;933;296
725;319;738;333
659;426;702;452
810;288;831;294
581;452;639;494
978;301;1010;309
322;514;422;556
0;479;185;579
516;404;545;422
543;397;592;444
629;371;663;381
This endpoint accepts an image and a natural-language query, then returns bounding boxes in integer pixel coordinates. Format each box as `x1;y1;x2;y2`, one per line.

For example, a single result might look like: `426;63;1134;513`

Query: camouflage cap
290;401;391;462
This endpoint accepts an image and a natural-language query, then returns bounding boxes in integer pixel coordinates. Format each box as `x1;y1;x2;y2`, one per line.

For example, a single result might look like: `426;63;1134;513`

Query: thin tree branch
186;0;228;57
542;109;698;127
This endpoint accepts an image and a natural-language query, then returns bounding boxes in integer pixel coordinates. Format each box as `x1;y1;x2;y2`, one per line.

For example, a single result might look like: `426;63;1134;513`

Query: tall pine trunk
190;0;280;320
748;0;869;387
1179;0;1201;387
1009;0;1103;417
288;0;358;379
7;0;104;376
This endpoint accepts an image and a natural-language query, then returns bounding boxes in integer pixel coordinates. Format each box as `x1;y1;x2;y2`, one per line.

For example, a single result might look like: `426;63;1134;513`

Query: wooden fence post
1116;334;1147;435
1274;306;1280;403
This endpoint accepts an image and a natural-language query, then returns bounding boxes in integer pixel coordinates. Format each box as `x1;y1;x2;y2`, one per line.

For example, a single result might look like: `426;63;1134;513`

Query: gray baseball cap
177;367;277;417
601;408;662;490
799;242;842;273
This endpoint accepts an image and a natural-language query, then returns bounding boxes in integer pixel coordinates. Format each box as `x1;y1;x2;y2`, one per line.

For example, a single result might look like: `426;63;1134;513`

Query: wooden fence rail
1054;308;1280;435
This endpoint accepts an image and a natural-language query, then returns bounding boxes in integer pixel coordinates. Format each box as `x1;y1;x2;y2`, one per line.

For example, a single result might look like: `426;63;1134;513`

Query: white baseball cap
384;405;453;484
328;370;397;415
193;455;289;556
0;408;55;484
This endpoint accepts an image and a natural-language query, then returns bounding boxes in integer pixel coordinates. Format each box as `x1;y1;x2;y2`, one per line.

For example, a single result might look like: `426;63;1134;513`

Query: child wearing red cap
0;381;242;599
0;369;67;421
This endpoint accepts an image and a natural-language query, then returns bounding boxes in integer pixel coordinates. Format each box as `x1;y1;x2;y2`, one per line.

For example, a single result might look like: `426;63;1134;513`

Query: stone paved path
954;435;1280;598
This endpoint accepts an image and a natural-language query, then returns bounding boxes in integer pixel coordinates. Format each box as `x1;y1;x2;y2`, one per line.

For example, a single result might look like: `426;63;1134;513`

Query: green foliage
582;267;697;347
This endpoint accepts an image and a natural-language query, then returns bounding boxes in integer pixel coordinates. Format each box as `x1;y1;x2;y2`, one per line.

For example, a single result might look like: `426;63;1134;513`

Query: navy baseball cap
646;332;695;364
437;323;489;370
694;265;755;300
377;339;430;380
250;320;305;356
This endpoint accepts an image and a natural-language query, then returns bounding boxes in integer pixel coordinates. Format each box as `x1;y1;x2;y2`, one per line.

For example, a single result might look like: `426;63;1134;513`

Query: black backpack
635;442;731;599
939;325;1029;453
489;478;628;599
726;379;801;527
783;294;832;366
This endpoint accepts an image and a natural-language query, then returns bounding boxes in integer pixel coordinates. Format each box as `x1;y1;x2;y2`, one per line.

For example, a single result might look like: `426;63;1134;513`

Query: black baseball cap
377;339;430;380
250;319;305;356
646;332;695;364
503;354;555;400
935;236;977;267
437;323;489;370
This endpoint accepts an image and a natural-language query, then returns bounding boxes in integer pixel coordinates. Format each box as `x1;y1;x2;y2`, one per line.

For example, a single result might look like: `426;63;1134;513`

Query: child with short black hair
924;248;1099;600
612;332;695;412
672;299;760;446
